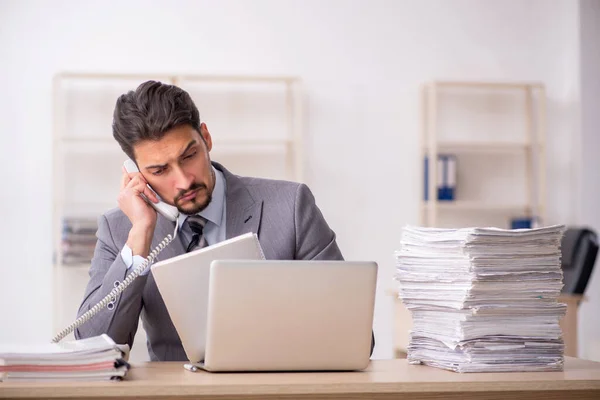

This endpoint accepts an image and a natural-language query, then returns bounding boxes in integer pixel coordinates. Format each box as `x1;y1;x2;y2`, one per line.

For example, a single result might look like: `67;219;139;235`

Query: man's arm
293;183;344;261
293;183;375;356
73;163;159;346
74;214;148;348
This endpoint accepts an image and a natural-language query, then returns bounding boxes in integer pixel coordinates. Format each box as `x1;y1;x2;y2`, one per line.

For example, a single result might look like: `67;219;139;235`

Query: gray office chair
560;227;598;295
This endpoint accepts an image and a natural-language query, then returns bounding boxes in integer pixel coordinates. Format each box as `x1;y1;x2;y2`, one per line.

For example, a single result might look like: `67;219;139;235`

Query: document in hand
0;334;129;381
394;224;566;373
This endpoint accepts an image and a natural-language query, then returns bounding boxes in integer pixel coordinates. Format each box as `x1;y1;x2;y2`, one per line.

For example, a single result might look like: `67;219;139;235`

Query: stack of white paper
394;224;566;373
0;334;129;381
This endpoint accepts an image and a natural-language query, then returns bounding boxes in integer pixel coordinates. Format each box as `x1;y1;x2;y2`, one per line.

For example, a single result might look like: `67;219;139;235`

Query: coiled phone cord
51;220;179;343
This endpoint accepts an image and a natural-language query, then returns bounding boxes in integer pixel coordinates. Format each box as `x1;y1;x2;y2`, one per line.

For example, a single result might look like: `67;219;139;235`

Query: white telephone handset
51;160;180;343
122;159;179;222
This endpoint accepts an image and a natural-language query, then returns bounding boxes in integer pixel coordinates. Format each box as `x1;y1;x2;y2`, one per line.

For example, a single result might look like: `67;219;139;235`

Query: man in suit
75;80;374;360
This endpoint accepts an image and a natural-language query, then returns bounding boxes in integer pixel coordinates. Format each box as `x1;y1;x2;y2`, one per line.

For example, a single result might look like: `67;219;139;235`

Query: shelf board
212;138;292;155
54;263;91;270
430;81;544;90
57;137;292;144
58;137;113;142
55;201;117;217
56;139;120;154
216;138;292;145
56;137;292;155
422;142;534;154
58;72;300;84
421;201;532;213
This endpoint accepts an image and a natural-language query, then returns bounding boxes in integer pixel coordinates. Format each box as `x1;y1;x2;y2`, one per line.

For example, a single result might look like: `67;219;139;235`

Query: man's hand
118;166;159;257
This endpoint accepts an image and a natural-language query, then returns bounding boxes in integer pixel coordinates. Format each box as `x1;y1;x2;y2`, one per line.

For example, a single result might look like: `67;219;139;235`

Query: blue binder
424;154;456;201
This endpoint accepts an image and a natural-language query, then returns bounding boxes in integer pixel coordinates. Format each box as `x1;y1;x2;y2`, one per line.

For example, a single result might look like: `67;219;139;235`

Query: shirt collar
177;166;226;229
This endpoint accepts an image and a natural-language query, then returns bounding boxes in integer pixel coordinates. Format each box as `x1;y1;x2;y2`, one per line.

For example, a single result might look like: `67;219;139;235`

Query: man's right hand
118;166;159;258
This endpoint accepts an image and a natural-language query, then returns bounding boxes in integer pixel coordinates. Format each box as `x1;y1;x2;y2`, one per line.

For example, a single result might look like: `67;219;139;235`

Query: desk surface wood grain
2;357;600;400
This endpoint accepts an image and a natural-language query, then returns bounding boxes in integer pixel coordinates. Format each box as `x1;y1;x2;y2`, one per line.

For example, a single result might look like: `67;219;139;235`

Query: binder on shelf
424;154;456;201
511;217;540;229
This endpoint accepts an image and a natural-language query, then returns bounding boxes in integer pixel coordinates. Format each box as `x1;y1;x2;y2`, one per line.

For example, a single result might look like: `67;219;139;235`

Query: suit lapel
226;200;263;239
214;162;263;239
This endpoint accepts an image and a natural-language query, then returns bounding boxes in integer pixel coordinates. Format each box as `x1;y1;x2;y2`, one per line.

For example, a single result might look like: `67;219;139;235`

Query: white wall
0;0;586;359
577;0;600;361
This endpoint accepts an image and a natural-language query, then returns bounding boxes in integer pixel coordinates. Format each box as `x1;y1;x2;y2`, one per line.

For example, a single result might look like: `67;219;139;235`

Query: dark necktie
185;215;207;252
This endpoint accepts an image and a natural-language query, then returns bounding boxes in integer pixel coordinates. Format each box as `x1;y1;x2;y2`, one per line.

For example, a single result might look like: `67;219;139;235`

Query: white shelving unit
51;72;304;359
420;81;547;229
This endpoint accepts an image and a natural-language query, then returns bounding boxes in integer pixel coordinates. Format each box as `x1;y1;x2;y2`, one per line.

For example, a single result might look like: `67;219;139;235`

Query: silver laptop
198;260;378;372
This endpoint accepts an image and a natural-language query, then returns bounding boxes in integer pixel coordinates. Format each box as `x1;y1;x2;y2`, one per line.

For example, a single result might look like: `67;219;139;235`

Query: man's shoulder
217;162;305;198
238;175;302;191
236;175;306;201
100;207;132;231
91;208;132;246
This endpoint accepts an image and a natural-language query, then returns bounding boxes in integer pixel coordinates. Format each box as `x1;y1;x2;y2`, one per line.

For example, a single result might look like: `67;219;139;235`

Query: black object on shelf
561;227;598;295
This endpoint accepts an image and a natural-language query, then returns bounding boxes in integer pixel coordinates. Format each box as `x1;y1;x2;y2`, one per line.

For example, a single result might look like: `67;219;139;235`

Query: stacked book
0;334;129;381
394;224;566;373
61;217;98;265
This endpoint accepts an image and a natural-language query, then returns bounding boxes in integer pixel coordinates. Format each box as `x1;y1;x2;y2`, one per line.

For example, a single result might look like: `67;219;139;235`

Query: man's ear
199;122;212;152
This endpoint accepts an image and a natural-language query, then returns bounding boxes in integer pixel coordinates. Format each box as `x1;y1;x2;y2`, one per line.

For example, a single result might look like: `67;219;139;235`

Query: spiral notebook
151;232;265;363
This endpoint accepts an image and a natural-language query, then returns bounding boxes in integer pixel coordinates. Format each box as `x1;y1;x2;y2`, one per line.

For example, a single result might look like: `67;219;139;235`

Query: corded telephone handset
51;159;180;343
122;159;180;222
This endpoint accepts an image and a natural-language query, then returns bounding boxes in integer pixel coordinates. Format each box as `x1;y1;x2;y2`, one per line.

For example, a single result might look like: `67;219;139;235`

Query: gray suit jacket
75;162;373;360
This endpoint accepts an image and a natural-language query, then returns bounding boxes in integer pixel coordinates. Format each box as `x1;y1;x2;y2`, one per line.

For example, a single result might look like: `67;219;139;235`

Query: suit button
107;301;115;311
114;281;120;288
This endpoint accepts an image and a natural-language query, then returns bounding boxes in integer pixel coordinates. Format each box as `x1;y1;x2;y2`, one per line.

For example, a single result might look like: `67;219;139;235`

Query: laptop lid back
203;260;377;371
151;233;264;363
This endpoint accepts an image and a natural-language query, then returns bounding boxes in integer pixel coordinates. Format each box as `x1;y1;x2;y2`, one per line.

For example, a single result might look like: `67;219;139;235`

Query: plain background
0;0;598;361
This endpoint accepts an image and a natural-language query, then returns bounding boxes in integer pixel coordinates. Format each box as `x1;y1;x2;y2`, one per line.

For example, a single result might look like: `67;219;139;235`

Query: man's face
133;123;215;215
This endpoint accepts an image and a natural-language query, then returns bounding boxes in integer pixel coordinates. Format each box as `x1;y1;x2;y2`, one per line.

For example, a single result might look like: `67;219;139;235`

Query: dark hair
112;80;201;160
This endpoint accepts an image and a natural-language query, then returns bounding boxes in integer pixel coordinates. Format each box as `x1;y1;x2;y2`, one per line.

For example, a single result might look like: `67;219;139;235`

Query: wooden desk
560;294;585;356
390;290;585;358
2;358;600;400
